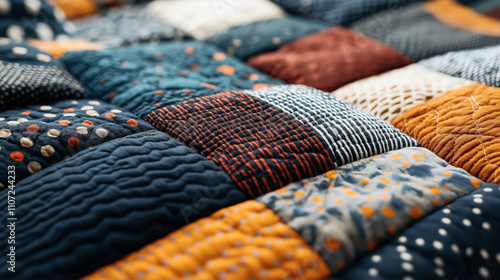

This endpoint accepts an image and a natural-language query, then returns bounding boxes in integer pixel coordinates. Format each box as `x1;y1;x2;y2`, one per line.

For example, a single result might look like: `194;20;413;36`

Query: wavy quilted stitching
0;131;246;280
392;83;500;184
333;64;475;122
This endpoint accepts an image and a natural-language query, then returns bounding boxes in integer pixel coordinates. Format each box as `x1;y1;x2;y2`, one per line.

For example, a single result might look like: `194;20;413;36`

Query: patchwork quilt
1;0;500;280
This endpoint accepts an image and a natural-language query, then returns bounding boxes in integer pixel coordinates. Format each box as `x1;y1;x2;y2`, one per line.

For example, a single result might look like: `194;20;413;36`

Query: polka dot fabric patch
82;201;331;280
208;17;326;61
61;41;284;118
0;99;153;187
335;183;500;280
0;39;88;110
0;0;72;41
256;147;485;274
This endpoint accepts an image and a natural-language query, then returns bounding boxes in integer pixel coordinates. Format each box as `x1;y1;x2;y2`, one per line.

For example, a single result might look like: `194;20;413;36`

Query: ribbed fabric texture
333;64;475;122
420;45;500;87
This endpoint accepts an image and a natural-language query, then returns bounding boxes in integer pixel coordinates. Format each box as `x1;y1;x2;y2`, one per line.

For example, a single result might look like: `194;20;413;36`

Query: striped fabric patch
146;90;335;198
246;85;420;167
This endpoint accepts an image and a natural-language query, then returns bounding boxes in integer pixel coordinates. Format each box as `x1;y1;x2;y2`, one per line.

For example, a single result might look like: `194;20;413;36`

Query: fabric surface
269;0;423;26
333;64;475;122
257;147;484;274
420;45;500;88
352;0;500;61
0;39;87;110
146;0;286;40
335;183;500;280
72;4;192;48
28;38;102;58
0;99;153;187
0;0;73;41
392;84;500;185
208;17;326;61
82;200;331;280
146;85;419;198
247;27;411;92
0;130;246;280
52;0;98;19
61;41;283;119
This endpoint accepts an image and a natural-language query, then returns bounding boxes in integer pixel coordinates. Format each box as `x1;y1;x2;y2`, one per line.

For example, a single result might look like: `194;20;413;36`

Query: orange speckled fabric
52;0;98;19
392;83;500;184
82;201;331;280
247;27;411;92
28;39;102;59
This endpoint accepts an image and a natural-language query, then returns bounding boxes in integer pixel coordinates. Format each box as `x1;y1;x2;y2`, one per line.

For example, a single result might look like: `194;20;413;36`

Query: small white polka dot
496;253;500;264
368;268;378;277
25;0;41;15
473;208;482;215
438;228;447;236
272;37;282;45
415;238;425;246
0;128;11;138
17;118;28;122
86;110;99;116
466;247;473;257
0;0;11;14
399;236;407;243
434;257;444;266
44;113;56;118
443;208;451;214
63;113;76;117
81;106;93;110
473;194;483;198
484;187;493;192
480;249;489;260
7;121;19;126
435;268;445;278
403;277;414;280
111;109;122;113
28;161;41;173
12;46;28;55
474;197;483;204
402;262;414;272
400;252;412;261
441;217;451;224
71;101;79;104
76;127;88;134
479;267;489;278
47;129;60;138
41;145;54;157
36;53;51;62
433;241;443;250
371;255;381;263
451;244;460;254
36;23;54;40
20;137;33;148
463;219;472;227
233;39;242;46
7;25;24;41
397;245;407;252
40;106;52;110
483;222;491;230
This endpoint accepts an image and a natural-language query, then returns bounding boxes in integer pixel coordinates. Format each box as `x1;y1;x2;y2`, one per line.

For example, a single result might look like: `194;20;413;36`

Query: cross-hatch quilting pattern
146;90;336;198
392;83;500;184
82;201;331;280
333;64;475;122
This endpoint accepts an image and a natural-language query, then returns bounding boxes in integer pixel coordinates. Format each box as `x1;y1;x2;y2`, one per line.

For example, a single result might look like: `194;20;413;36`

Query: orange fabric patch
392;84;500;184
10;151;24;162
82;201;331;280
28;39;102;59
53;0;98;19
424;0;500;36
217;65;236;75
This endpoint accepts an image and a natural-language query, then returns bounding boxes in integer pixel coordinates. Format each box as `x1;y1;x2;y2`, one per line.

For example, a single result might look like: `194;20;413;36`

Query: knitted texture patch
420;45;500;88
352;0;500;61
61;41;283;119
146;0;286;40
333;64;475;122
392;84;500;184
0;39;87;110
72;4;192;48
208;17;326;61
247;27;411;91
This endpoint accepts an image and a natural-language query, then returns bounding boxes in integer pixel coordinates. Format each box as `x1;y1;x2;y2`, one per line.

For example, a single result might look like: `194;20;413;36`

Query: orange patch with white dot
81;201;331;280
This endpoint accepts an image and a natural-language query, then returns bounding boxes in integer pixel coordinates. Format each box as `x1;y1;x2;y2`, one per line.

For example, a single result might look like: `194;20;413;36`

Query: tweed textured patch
335;183;500;280
257;147;483;274
72;4;192;48
0;99;153;187
420;45;500;88
0;131;246;280
245;85;420;166
333;64;475;122
0;39;87;110
82;201;331;280
392;84;500;184
0;0;72;41
146;0;286;40
146;90;335;198
61;41;283;119
247;27;411;91
352;1;500;61
269;0;423;26
208;17;326;61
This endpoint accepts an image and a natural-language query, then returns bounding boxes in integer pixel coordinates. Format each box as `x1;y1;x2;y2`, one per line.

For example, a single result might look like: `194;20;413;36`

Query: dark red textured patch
146;91;335;198
247;27;411;92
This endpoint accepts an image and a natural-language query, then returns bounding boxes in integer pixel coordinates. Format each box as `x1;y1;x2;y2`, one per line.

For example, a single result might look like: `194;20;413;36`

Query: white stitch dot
479;267;489;278
399;236;407;243
371;255;381;263
443;208;451;214
466;247;473;257
434;257;444;266
415;238;425;246
435;268;445;278
463;219;472;227
438;228;447;236
474;197;483;204
473;208;482;215
442;217;451;224
402;262;414;272
433;241;443;250
480;249;489;260
368;268;378;277
396;245;407;252
400;252;412;261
